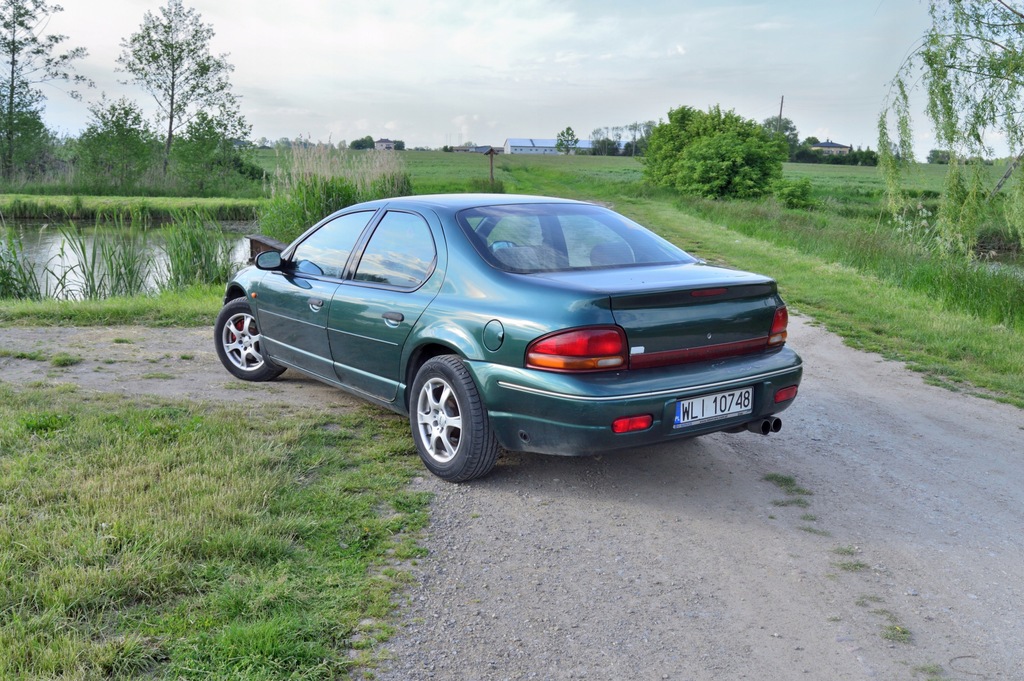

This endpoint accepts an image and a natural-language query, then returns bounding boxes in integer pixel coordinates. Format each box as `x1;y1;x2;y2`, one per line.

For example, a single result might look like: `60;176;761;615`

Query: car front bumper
467;347;803;455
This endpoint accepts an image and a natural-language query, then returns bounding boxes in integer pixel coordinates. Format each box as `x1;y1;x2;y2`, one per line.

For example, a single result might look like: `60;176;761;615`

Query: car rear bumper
467;348;803;455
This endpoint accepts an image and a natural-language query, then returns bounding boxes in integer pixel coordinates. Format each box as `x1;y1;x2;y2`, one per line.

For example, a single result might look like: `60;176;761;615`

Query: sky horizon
39;1;954;156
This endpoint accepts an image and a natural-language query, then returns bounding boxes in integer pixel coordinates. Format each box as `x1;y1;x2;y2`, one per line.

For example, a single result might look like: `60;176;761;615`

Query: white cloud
38;0;935;152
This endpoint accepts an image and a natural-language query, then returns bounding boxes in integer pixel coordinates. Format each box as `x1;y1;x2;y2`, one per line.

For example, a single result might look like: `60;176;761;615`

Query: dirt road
2;317;1022;680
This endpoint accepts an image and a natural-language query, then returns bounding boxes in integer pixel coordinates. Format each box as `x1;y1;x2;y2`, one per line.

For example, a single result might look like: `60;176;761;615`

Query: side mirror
255;251;283;270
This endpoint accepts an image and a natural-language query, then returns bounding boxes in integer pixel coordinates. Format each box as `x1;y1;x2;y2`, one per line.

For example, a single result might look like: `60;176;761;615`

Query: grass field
0;385;428;678
783;159;1007;196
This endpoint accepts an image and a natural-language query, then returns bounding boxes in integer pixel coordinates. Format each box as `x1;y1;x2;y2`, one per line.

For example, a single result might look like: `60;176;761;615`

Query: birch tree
117;0;245;174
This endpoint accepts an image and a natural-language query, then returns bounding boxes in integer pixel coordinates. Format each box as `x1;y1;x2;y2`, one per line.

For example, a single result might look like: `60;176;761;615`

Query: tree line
555;117;877;166
759;116;878;166
552;123;657;156
1;0;262;197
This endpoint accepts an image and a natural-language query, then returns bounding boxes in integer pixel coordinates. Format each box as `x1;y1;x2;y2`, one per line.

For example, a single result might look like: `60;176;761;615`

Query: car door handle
382;311;404;327
308;297;324;311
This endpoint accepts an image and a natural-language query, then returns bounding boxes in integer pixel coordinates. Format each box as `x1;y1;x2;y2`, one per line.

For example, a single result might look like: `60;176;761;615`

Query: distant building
503;137;625;155
505;138;559;154
374;138;396;151
810;139;851;156
453;145;501;154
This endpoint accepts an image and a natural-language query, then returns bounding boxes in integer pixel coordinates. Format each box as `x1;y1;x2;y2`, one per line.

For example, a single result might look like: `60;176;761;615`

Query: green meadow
1;151;1022;678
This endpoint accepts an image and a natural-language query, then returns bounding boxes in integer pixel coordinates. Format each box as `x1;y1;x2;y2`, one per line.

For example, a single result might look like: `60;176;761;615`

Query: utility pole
777;95;784;135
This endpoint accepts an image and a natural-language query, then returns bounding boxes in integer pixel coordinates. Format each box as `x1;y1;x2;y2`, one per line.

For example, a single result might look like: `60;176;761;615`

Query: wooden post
486;147;497;183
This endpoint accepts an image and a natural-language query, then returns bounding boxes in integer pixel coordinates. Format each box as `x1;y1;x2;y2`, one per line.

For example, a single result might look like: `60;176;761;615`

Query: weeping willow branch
880;0;1024;258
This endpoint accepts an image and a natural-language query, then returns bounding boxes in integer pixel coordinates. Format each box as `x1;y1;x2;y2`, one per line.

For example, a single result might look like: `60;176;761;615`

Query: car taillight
768;306;788;347
774;385;798;403
526;327;627;372
612;414;653;433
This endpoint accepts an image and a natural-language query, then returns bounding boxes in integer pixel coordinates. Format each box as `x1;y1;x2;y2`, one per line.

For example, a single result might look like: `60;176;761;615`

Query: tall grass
259;175;356;243
2;215;240;302
0;194;262;222
59;222;153;300
161;211;238;289
0;230;42;300
675;196;1024;331
259;147;412;242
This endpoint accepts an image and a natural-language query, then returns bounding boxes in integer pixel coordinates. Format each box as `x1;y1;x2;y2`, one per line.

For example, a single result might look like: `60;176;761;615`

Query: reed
0;230;43;300
161;210;238;289
58;222;153;300
259;146;411;242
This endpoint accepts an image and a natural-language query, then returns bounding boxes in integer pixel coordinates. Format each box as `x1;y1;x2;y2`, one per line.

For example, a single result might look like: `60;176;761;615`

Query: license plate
673;387;753;428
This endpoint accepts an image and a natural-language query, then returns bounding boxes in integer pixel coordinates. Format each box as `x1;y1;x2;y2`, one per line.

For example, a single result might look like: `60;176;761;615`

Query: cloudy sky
44;0;934;151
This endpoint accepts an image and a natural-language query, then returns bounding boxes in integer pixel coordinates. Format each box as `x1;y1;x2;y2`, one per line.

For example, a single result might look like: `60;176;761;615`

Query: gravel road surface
2;317;1021;680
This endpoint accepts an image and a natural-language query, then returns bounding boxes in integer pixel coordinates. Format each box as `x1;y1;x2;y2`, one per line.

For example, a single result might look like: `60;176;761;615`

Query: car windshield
457;203;697;273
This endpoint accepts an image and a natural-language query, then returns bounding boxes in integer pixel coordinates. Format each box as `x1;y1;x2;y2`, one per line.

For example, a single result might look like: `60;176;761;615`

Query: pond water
988;257;1024;280
2;221;251;297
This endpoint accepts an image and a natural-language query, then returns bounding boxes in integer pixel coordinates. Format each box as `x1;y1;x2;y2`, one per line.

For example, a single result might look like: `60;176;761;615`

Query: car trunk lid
537;263;783;369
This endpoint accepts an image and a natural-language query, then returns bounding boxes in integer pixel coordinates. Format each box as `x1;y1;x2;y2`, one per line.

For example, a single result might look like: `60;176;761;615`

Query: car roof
351;193;590;213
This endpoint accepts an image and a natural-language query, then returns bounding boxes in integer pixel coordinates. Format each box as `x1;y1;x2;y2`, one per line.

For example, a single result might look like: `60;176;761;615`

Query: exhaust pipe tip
744;417;782;436
745;419;771;435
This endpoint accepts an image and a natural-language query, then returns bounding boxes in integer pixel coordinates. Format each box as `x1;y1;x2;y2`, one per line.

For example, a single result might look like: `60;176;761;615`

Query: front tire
214;297;285;382
411;355;499;482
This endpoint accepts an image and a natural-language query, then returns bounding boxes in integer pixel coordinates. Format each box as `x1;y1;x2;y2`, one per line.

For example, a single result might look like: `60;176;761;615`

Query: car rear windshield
457;203;697;273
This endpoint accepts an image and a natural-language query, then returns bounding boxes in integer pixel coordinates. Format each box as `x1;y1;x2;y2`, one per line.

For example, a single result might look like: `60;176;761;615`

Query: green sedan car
215;194;802;481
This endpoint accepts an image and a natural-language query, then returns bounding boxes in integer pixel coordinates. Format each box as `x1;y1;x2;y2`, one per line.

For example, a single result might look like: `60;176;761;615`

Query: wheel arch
402;341;464;410
223;283;248;304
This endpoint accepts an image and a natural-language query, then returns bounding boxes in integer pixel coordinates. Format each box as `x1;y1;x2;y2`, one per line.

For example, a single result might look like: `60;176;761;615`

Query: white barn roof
505;138;599;149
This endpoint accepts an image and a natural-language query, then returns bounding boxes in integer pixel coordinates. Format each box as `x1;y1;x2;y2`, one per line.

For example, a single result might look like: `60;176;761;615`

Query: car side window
353;211;436;288
291;211;374;278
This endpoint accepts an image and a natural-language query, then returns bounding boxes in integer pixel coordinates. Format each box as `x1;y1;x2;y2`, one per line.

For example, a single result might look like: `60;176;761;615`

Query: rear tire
410;355;499;482
214;297;285;382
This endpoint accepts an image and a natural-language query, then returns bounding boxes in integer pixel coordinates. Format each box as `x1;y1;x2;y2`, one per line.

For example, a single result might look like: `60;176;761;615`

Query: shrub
644;105;787;199
76;97;158;192
772;177;814;209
